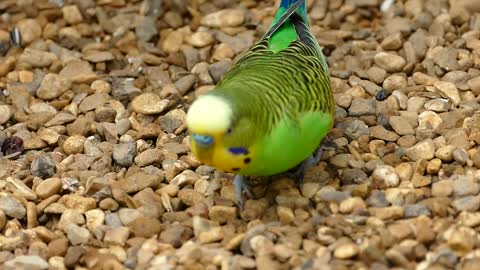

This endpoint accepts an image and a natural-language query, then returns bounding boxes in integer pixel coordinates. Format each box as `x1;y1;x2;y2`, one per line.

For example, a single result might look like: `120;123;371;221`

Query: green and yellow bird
186;0;334;208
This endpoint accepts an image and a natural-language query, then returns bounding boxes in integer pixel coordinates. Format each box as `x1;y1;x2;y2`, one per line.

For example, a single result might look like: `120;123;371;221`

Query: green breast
239;111;333;176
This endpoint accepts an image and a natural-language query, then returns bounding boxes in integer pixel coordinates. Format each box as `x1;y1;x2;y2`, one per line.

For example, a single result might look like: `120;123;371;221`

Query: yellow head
186;95;254;173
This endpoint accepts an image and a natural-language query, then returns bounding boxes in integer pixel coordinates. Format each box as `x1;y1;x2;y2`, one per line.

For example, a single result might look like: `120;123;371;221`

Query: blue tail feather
280;0;307;18
264;0;311;52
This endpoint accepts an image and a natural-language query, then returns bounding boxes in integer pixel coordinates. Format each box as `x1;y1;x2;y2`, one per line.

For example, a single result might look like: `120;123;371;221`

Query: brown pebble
26;202;38;229
208;205;237;224
35;177;62;199
104;227;130;247
36;194;61;215
64;246;85;267
177;189;205;206
128;217;162;238
48;237;69;258
0;210;6;231
99;198;119;211
59;194;96;213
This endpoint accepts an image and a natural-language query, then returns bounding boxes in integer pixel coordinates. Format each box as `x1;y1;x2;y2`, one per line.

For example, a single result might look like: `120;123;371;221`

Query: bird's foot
320;136;337;151
233;174;253;210
290;145;325;188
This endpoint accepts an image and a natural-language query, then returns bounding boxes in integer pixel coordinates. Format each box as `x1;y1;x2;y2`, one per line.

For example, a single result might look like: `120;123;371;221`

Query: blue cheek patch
193;134;214;147
228;147;249;155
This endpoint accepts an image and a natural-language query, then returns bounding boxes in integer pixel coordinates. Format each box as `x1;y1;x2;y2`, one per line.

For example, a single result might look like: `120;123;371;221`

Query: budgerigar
186;0;334;208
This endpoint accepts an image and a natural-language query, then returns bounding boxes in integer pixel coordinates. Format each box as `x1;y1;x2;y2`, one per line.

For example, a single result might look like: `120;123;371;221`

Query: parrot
186;0;335;208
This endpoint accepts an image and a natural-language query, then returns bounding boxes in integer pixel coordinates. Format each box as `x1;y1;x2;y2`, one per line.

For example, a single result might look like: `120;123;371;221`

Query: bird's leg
290;137;336;188
233;174;253;210
292;146;323;188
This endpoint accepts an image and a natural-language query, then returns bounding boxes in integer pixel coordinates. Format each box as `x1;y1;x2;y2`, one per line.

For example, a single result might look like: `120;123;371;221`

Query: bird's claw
233;141;330;208
291;146;324;188
233;174;253;210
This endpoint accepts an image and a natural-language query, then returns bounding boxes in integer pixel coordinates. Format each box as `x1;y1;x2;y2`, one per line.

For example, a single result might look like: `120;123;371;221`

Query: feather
262;0;304;40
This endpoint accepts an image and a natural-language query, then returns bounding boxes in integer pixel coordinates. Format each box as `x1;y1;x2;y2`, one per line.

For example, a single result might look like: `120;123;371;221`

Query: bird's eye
227;127;233;134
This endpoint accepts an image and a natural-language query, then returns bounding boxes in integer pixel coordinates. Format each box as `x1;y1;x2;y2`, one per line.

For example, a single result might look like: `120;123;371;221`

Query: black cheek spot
232;168;240;172
244;158;251;164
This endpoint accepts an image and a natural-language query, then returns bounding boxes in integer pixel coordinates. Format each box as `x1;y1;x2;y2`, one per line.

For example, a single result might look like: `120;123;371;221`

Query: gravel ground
0;0;480;269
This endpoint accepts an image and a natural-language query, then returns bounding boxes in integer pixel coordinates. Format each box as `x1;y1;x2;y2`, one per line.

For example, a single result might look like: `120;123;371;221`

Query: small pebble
31;154;56;179
131;93;169;115
201;9;245;28
372;165;400;187
35;178;62;199
334;243;360;259
65;224;90;245
0;105;13;125
112;142;137;167
373;52;407;72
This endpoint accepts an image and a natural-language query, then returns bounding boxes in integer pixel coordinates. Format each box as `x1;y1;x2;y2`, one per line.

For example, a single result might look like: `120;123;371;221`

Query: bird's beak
190;134;214;165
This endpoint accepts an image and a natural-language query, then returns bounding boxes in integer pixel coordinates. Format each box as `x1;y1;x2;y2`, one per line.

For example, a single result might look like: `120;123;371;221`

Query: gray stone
144;67;172;89
136;16;158;42
215;31;254;53
453;178;480;197
340;168;369;185
0;195;26;219
342;120;369;140
175;74;196;95
118;208;143;225
359;80;382;96
348;98;376;116
404;204;431;217
79;93;110;113
30;154;56;179
316;191;350;203
157;109;186;133
105;212;123;228
65;224;90;245
111;78;142;104
4;255;48;270
209;59;232;83
367;190;389;207
183;48;200;71
335;106;348;120
452;195;480;212
112;142;137;167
